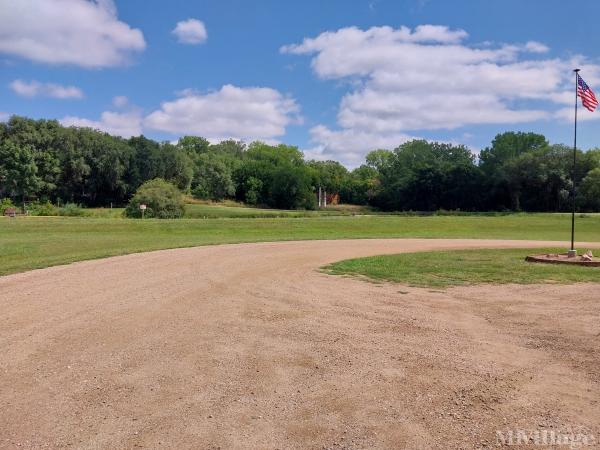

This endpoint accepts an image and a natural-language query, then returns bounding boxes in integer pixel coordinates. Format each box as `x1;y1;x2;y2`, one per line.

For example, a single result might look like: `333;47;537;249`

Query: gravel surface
1;239;599;449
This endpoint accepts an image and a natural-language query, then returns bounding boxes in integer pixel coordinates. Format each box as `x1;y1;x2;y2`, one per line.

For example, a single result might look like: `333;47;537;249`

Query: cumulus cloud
524;41;550;54
304;125;416;166
282;25;600;164
112;95;129;108
0;0;145;67
0;112;9;122
61;110;142;138
172;19;207;44
554;107;600;122
10;79;83;99
144;84;301;142
281;25;469;58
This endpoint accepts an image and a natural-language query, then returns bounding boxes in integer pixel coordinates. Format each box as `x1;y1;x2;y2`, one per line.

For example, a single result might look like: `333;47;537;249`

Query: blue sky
1;0;600;166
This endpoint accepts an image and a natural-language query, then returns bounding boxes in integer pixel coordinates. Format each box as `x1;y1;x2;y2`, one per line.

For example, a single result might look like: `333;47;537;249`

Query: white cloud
524;40;549;54
112;95;129;108
144;84;301;142
408;24;468;44
304;125;415;166
282;25;469;58
0;0;145;67
554;107;600;122
337;89;548;132
282;25;600;163
0;112;9;122
9;79;83;99
172;19;207;44
61;110;142;138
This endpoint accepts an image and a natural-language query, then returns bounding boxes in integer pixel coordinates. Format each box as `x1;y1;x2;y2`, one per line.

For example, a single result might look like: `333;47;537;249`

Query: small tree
0;198;16;215
125;178;185;219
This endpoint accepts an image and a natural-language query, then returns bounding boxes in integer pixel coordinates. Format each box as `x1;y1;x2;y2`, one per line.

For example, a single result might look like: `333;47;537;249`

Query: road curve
1;239;600;449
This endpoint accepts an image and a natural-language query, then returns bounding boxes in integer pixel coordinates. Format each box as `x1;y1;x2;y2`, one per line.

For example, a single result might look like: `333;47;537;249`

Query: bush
125;178;185;219
0;198;16;214
26;201;58;216
58;203;86;217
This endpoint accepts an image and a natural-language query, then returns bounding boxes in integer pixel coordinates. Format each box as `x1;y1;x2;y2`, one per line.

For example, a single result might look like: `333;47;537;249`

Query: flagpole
570;68;580;256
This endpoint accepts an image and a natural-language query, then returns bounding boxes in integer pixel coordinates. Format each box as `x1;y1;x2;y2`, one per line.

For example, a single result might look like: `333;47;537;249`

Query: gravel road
1;239;599;449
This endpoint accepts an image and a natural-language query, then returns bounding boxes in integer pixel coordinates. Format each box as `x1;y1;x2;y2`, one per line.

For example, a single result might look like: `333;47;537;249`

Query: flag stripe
578;88;598;102
577;74;598;112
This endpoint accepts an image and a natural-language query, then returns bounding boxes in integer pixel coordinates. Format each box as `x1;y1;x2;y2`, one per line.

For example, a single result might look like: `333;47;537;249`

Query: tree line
1;115;600;212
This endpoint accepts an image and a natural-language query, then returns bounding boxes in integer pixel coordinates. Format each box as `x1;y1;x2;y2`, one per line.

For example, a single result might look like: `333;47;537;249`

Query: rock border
525;254;600;267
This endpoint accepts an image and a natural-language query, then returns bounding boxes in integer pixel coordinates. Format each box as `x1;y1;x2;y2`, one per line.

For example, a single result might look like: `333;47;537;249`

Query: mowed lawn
183;202;373;218
324;247;600;288
1;213;600;275
85;203;373;219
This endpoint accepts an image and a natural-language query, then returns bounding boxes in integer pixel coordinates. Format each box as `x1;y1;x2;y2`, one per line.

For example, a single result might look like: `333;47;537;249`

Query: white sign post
139;203;147;219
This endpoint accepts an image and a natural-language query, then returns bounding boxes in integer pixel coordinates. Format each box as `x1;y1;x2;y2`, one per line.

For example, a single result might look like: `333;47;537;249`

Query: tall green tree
578;168;600;211
209;139;245;158
0;140;39;204
365;149;393;173
479;132;548;172
82;130;132;204
479;132;549;210
308;160;349;193
128;136;163;188
340;165;378;205
191;154;235;201
177;136;210;158
235;142;315;209
371;140;481;211
160;143;194;192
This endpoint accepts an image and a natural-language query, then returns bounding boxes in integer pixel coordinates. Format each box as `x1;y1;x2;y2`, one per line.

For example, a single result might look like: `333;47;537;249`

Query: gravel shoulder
1;239;599;449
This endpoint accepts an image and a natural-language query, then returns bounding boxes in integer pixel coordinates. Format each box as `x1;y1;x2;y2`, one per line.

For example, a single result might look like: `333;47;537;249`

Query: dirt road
1;239;599;449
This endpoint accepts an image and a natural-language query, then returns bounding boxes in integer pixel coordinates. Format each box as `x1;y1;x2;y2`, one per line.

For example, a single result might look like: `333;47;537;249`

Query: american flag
577;74;598;112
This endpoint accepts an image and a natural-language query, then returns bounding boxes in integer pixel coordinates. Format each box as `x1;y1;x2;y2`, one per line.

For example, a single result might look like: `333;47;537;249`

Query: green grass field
183;202;373;218
85;202;374;219
1;212;600;276
324;248;600;288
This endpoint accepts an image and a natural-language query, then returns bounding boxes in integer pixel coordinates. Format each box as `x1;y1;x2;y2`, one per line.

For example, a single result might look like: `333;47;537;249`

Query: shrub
125;178;185;219
26;201;58;216
58;203;86;217
0;198;16;214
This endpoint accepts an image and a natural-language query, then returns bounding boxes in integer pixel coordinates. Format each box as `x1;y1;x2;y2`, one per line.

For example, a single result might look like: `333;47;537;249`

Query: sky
1;0;600;167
